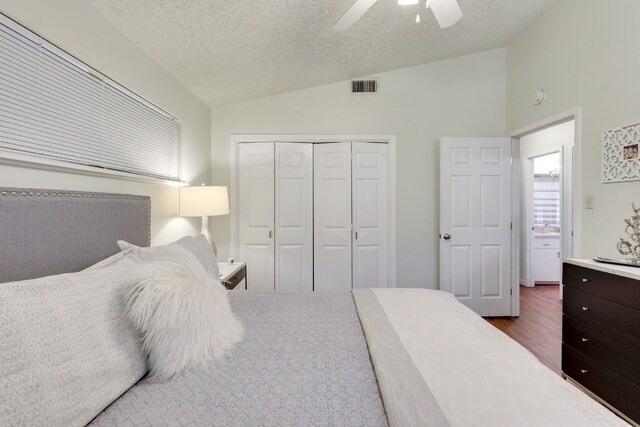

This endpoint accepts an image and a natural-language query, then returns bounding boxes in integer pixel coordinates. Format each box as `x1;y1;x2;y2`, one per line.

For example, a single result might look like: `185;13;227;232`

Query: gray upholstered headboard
0;188;150;283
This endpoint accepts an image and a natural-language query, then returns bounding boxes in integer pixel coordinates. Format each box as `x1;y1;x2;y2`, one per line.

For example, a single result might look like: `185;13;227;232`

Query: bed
0;188;628;426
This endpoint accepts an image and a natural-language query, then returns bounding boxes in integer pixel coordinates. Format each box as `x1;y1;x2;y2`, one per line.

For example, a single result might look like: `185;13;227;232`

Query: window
532;152;560;229
0;16;181;182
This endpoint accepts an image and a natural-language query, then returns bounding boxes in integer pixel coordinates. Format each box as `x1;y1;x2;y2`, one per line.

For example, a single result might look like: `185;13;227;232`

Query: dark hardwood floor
486;285;562;374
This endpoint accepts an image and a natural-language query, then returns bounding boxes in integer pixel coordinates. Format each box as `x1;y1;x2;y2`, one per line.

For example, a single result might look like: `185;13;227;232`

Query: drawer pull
581;306;590;311
580;369;589;374
581;278;590;283
581;338;590;343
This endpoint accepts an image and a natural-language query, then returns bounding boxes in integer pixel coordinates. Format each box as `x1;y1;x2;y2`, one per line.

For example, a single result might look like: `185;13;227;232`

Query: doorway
525;151;562;286
516;118;575;303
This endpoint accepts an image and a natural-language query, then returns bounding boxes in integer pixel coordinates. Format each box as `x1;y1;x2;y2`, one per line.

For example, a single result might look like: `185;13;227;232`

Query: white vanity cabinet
531;233;560;284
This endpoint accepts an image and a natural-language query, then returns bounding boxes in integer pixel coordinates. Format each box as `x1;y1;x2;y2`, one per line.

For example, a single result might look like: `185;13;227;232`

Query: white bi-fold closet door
313;142;388;290
239;142;313;291
239;141;388;291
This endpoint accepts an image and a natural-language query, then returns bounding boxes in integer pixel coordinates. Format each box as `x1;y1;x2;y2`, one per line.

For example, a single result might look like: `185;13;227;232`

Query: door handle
268;230;272;238
443;233;451;240
355;231;358;240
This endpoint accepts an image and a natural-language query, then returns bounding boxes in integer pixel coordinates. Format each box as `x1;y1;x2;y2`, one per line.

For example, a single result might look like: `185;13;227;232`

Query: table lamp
179;184;229;250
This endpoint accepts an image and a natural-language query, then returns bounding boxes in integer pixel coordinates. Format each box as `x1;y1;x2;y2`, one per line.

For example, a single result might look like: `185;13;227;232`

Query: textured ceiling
90;0;560;108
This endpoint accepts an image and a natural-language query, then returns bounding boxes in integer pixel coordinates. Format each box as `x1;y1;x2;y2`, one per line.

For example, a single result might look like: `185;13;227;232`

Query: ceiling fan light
416;13;421;23
398;0;419;5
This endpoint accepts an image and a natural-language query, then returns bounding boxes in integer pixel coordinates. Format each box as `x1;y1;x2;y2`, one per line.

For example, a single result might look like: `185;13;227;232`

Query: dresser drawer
564;286;640;349
563;263;640;310
563;316;640;386
562;345;640;424
224;266;246;290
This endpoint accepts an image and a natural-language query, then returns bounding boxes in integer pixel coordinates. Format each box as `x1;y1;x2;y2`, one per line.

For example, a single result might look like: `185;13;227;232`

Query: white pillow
0;265;146;426
118;234;220;280
124;261;244;381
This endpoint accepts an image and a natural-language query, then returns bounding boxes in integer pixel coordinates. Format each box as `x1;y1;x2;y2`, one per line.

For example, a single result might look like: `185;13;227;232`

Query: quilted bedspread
90;291;388;427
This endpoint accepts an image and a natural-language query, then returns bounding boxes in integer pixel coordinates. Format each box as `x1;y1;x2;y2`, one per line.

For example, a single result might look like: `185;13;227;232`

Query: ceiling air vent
351;79;378;94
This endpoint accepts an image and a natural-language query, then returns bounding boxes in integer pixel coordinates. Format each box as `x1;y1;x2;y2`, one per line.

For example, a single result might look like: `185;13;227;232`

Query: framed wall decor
602;121;640;183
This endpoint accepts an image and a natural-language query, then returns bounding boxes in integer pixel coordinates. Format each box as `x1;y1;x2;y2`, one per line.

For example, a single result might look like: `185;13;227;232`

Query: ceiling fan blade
428;0;462;28
333;0;379;32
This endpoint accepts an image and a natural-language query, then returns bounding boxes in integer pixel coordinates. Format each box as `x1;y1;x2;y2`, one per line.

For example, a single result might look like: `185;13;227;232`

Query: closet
238;141;388;291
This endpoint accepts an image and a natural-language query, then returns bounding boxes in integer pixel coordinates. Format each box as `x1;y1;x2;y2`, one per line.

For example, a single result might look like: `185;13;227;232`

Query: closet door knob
268;230;272;238
582;278;590;283
580;369;589;374
443;233;451;240
581;338;590;343
582;306;590;311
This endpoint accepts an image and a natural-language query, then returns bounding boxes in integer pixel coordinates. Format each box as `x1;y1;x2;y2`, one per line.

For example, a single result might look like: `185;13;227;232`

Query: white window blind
533;174;560;228
0;18;181;181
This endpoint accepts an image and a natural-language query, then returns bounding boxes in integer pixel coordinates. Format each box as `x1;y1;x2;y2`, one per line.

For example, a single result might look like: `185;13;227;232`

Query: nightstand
217;262;246;290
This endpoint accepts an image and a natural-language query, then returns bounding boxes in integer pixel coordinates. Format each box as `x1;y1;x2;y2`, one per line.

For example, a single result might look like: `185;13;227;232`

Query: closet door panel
314;143;352;291
275;143;313;291
352;142;388;288
239;142;274;291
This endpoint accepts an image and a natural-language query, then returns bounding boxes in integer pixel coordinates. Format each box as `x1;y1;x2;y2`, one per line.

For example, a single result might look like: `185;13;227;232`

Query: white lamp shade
179;186;229;217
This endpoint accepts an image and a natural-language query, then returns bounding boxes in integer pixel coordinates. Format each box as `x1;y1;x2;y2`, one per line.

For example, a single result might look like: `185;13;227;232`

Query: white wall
211;49;507;288
507;0;640;259
519;120;574;283
0;0;211;245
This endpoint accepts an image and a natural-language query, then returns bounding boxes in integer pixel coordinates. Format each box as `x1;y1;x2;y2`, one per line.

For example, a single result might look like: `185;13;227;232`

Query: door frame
509;107;582;315
229;134;397;288
522;148;564;288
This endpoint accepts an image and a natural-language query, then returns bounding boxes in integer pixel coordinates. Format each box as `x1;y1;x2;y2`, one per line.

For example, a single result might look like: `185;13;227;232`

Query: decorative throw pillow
83;247;135;271
118;234;220;280
124;260;244;381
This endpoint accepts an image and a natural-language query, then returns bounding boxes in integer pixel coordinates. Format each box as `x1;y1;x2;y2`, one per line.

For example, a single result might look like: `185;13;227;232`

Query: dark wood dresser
562;260;640;425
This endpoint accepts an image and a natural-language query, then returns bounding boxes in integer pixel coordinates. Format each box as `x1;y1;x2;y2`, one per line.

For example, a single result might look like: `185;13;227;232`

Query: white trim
229;134;397;288
0;152;187;187
511;139;521;316
509;107;582;314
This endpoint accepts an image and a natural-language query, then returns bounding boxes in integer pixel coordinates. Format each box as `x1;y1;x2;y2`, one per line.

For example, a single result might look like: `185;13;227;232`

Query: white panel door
352;142;388;289
439;137;512;316
314;143;352;291
275;143;313;291
239;142;274;291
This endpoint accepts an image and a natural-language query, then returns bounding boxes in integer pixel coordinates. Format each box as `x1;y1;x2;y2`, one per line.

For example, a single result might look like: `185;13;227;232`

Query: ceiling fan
333;0;462;31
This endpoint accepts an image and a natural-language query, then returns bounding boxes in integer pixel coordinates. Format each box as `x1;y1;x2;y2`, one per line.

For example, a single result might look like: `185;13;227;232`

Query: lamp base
200;216;217;255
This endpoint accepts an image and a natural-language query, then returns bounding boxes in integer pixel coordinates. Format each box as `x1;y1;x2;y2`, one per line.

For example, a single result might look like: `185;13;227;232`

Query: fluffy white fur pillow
124;261;244;381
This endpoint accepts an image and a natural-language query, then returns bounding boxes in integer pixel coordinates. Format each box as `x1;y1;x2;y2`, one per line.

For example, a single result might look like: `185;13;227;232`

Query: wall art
602;122;640;183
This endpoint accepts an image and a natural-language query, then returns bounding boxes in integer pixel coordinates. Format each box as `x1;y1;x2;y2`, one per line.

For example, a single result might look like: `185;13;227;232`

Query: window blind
0;18;181;181
533;174;560;228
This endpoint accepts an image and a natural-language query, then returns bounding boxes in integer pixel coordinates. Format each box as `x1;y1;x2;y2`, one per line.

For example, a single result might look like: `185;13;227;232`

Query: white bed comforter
353;288;628;427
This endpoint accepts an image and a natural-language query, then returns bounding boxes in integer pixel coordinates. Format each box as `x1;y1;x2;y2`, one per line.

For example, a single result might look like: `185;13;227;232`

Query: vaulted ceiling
90;0;560;108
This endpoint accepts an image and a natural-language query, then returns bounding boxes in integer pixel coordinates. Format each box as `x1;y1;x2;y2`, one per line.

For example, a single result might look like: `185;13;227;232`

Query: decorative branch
617;203;640;263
